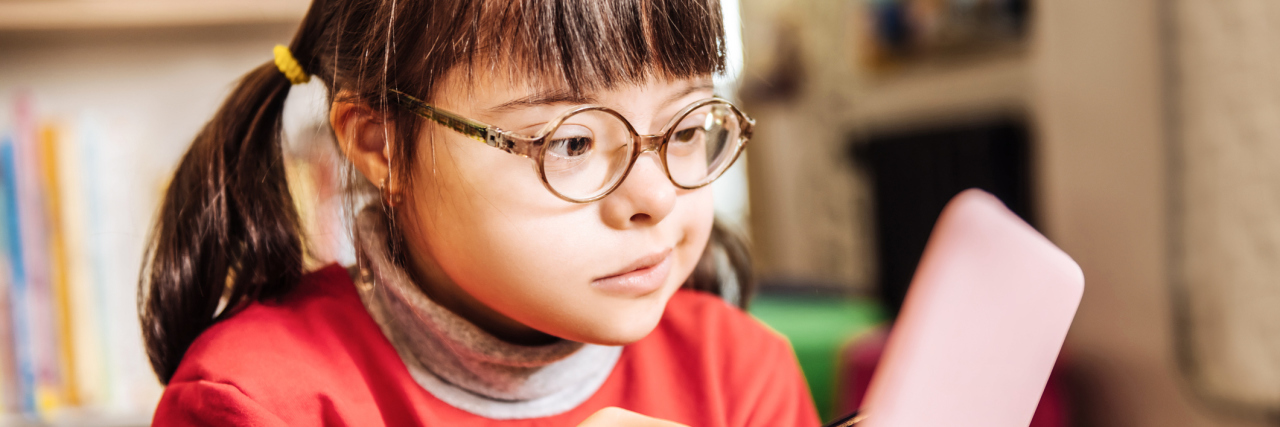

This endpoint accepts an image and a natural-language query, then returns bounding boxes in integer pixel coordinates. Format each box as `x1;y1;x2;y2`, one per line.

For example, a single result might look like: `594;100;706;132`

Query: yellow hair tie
273;44;310;85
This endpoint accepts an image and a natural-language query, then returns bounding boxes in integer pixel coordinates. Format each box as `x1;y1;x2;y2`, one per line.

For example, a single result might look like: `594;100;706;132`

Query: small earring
379;178;403;208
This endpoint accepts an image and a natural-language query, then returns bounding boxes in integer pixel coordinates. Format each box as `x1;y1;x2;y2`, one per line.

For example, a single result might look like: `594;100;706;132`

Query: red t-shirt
153;264;820;426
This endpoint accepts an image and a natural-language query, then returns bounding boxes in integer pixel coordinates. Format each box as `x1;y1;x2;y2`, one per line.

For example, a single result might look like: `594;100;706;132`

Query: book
38;122;80;408
0;134;35;415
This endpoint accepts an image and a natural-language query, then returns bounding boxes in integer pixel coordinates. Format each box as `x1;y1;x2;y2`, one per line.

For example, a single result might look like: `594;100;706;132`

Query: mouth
591;248;674;297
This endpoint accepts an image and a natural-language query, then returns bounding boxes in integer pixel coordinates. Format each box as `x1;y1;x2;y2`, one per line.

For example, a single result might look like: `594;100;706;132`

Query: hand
576;407;689;427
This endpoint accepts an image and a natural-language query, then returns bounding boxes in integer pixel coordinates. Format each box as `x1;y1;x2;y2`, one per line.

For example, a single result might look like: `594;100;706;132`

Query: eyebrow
484;81;716;113
662;82;716;107
486;90;598;113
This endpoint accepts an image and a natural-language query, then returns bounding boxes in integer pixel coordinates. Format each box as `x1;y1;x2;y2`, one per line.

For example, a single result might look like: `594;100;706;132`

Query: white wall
1033;1;1270;425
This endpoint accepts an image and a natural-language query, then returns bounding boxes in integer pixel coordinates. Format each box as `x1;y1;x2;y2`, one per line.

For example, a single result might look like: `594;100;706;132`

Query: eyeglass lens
540;102;744;201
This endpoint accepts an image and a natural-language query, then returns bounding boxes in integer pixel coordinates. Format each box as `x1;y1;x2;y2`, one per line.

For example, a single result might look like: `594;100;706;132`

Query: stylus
821;410;864;427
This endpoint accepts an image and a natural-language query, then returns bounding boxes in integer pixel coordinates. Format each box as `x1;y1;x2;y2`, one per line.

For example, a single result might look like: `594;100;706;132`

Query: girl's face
389;71;717;346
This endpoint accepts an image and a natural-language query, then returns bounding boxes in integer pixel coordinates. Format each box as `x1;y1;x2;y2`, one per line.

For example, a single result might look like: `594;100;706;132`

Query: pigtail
139;63;300;384
139;1;334;385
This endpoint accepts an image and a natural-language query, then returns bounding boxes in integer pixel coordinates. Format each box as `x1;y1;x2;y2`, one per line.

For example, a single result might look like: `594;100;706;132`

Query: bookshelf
0;1;308;32
0;3;308;425
846;53;1031;134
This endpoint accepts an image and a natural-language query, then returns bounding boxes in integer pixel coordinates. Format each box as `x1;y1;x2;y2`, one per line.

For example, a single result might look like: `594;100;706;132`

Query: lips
591;248;674;297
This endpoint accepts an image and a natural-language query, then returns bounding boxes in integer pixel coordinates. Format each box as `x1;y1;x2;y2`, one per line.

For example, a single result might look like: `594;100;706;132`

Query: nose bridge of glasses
637;134;664;152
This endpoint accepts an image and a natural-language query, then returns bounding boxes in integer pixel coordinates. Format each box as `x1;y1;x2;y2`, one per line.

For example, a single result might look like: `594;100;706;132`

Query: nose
600;150;677;229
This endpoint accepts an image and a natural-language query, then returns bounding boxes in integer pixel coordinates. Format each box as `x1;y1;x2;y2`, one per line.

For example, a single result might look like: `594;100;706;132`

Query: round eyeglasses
390;89;755;203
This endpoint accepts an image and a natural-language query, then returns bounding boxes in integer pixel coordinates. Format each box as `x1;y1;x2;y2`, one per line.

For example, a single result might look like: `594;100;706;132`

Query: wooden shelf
1;407;152;427
848;53;1032;132
0;0;309;32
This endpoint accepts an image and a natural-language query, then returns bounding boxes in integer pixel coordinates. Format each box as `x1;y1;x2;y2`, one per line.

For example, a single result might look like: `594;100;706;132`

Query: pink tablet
855;189;1084;427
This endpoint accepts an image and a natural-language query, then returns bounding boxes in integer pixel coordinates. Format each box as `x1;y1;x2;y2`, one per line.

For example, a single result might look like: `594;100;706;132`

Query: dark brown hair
139;0;751;385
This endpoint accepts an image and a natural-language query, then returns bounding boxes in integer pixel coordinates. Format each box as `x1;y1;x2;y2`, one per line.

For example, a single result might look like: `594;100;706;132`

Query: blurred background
2;0;1279;426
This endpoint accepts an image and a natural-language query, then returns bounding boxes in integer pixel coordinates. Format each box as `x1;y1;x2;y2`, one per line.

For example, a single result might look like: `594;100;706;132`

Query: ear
331;91;395;192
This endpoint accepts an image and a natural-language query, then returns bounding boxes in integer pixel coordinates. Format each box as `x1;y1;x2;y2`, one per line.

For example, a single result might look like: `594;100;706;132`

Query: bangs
402;0;727;96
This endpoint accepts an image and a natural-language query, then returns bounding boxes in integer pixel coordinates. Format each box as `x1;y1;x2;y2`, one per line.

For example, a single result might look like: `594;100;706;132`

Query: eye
548;136;594;158
545;124;595;160
667;114;709;158
673;127;702;144
671;113;709;144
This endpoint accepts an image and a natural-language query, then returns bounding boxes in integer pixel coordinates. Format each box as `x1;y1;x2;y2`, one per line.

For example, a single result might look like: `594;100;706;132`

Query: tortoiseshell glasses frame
389;89;755;203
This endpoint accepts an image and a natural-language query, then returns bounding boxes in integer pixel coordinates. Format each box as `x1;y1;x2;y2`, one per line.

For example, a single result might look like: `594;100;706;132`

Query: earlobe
330;94;393;190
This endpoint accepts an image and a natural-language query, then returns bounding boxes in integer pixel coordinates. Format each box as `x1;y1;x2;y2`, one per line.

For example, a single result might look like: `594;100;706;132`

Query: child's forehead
437;65;713;108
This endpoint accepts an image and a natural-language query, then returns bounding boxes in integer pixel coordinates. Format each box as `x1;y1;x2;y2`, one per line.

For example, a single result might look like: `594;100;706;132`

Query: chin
579;316;664;346
561;297;670;346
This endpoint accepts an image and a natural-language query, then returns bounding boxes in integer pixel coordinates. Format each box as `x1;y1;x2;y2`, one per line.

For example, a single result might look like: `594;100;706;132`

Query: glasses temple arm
389;89;491;144
741;114;756;140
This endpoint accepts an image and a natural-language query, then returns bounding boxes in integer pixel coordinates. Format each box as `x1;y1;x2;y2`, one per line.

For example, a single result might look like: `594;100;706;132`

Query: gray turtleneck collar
351;208;622;419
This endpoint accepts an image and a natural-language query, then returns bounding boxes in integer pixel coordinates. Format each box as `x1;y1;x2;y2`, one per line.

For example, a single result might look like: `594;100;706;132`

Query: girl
140;0;819;425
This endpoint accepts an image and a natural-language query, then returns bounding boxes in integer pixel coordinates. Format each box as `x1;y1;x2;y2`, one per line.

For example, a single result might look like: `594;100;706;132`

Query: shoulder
153;379;290;426
163;264;400;418
172;264;373;380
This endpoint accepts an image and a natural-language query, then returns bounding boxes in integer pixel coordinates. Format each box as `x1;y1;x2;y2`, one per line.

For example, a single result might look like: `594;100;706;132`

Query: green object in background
749;294;886;422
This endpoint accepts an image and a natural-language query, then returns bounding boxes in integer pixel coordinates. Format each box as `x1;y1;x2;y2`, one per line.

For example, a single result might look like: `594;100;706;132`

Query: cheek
423;205;626;342
682;188;716;253
404;134;604;324
671;187;715;287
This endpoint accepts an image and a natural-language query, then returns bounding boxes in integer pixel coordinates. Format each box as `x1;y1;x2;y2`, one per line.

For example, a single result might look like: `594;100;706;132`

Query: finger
578;407;689;427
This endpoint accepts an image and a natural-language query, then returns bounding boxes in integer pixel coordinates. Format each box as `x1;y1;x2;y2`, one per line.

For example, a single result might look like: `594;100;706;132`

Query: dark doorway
851;117;1036;317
